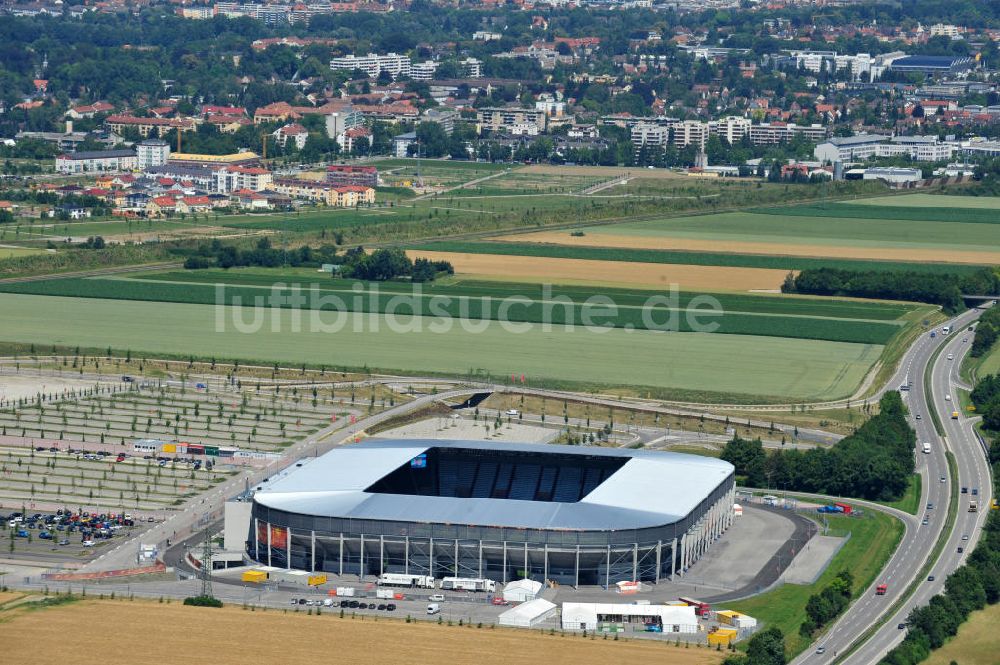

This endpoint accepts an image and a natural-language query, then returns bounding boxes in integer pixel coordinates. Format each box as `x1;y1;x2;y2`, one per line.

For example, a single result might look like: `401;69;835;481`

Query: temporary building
498;599;558;628
561;603;699;633
708;628;738;647
716;610;757;630
503;579;543;602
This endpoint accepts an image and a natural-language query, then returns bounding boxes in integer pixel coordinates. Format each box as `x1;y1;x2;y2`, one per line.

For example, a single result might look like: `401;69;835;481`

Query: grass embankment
924;602;1000;665
876;474;922;515
730;509;904;658
0;597;726;665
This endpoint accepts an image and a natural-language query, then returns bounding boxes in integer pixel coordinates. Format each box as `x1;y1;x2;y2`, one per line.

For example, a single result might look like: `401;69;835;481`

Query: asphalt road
791;307;993;665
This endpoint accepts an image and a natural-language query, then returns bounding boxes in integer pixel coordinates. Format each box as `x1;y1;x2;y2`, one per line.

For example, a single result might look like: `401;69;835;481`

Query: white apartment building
630;122;670;152
136;139;170;170
749;122;827;145
411;61;439;81
330;53;412;79
213;166;273;194
709;116;752;144
673;120;710;149
460;57;483;78
55;149;136;174
929;24;962;38
814;134;953;162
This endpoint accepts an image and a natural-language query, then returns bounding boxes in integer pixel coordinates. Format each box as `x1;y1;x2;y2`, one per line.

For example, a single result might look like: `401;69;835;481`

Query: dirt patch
519;164;684;179
405;250;787;292
0;599;725;665
0;374;115;402
496;232;1000;265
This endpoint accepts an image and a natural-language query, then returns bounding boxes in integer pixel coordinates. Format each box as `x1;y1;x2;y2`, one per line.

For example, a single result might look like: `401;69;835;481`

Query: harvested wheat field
0;599;725;665
519;164;684;179
497;232;1000;265
406;250;788;291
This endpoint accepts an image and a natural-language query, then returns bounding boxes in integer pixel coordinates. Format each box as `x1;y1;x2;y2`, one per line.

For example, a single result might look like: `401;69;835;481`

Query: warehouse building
243;439;735;586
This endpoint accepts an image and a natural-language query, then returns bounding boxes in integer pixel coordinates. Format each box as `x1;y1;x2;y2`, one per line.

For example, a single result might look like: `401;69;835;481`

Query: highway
792;307;993;665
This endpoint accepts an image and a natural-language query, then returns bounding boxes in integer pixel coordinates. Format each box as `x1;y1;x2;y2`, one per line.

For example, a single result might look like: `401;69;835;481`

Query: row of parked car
289;598;398;611
4;509;144;547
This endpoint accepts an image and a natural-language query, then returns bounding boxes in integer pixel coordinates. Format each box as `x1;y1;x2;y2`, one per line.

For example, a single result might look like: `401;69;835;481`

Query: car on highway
972;488;979;496
429;594;445;602
898;623;906;630
922;517;929;525
816;646;827;655
957;547;964;554
926;503;934;510
962;534;969;541
947;353;953;360
940;476;947;483
915;414;921;420
962;487;968;494
945;394;951;401
927;575;935;582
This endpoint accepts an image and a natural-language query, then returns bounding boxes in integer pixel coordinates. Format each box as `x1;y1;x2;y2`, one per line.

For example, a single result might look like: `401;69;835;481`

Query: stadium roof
252;439;734;531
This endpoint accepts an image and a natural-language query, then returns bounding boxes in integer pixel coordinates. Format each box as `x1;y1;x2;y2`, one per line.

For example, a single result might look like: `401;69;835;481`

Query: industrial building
241;439;736;586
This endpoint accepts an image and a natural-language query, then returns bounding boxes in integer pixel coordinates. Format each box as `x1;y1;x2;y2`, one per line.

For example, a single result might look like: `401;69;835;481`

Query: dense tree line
722;392;914;501
723;627;786;665
971;374;1000;431
183;238;338;270
338;247;452;283
877;441;1000;665
801;570;854;637
785;268;1000;314
970;306;1000;359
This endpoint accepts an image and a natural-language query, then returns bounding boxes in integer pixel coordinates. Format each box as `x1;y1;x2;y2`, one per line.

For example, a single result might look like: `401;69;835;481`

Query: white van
922;442;931;454
427;603;441;615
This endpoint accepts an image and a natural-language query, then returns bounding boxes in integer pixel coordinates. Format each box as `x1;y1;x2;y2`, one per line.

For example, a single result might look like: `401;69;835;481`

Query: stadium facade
246;439;735;585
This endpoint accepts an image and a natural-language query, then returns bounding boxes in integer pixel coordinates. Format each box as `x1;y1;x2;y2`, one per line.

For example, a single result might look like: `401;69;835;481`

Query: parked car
82;540;95;547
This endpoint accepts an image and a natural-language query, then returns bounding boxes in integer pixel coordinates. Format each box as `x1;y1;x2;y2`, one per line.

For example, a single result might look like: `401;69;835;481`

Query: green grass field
0;247;46;258
730;510;905;658
1;218;212;239
581;212;1000;253
751;202;1000;225
925;602;1000;665
410;241;989;274
0;293;885;402
850;194;1000;209
0;271;910;345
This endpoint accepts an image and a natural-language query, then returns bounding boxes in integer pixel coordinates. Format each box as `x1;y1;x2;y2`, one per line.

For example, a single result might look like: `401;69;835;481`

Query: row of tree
338;247;453;283
971;374;1000;432
721;392;915;501
877;441;1000;665
970;306;1000;360
801;570;854;637
183;238;339;270
785;268;1000;314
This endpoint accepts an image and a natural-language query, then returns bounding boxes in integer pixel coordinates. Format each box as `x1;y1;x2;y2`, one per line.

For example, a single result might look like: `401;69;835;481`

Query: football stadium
246;439;736;585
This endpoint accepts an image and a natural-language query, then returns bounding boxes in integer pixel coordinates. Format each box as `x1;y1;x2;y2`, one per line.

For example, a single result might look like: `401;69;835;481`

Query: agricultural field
0;292;886;402
0;271;915;345
1;217;227;242
0;598;725;665
404;249;792;292
499;210;1000;264
925;602;1000;665
849;193;1000;208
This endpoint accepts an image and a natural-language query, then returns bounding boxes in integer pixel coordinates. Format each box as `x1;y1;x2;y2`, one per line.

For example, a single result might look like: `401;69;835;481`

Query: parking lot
2;507;153;564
